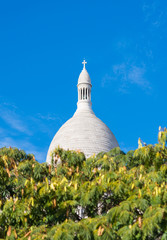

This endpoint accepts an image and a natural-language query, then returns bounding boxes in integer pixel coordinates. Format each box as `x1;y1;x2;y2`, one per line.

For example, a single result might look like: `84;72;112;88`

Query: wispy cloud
0;102;62;136
37;113;63;122
0;108;32;135
0;101;62;162
102;63;151;94
142;1;167;28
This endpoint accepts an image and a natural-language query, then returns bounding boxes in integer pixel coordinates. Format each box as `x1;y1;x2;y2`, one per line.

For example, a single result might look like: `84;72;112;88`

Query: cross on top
82;60;87;69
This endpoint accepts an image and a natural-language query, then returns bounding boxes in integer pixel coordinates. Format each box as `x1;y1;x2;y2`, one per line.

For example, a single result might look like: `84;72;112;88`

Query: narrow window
81;88;82;100
83;88;85;99
86;88;87;99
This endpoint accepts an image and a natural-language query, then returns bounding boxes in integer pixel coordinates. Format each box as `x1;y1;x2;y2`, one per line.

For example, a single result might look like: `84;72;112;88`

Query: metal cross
82;60;87;68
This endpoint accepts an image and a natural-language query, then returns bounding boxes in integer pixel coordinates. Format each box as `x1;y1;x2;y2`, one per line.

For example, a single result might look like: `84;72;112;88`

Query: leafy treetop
0;127;167;240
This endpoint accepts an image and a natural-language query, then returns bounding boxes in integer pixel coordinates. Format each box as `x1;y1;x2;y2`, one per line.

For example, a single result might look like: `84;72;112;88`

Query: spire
78;60;91;85
82;60;87;69
76;60;93;112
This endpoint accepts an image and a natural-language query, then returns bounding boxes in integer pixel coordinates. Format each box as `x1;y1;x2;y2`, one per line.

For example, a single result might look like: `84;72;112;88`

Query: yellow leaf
99;178;102;185
103;154;108;160
98;226;104;236
32;198;34;206
155;186;158;196
138;138;142;148
30;177;33;185
14;229;17;238
138;216;142;228
45;177;49;190
53;198;56;207
14;197;18;204
138;189;142;198
25;179;29;187
7;226;11;237
50;183;55;190
29;197;34;207
21;189;24;196
139;174;142;181
74;183;77;190
13;205;15;211
6;168;10;177
49;165;51;174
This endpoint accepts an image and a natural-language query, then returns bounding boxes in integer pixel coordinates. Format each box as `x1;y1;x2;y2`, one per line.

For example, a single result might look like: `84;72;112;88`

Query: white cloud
37;113;56;121
102;62;151;93
128;66;150;88
0;137;14;148
0;101;62;162
0;109;32;135
36;113;63;123
142;1;166;28
0;102;32;135
0;103;62;136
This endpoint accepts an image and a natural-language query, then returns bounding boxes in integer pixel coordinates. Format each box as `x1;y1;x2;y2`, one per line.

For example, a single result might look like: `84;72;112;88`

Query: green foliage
0;128;167;239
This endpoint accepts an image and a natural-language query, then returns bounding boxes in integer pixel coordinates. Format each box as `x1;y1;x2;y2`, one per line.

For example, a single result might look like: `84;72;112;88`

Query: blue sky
0;0;167;162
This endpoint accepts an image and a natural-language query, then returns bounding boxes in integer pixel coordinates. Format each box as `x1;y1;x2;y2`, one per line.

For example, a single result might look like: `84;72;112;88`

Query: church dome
46;60;119;164
78;67;91;85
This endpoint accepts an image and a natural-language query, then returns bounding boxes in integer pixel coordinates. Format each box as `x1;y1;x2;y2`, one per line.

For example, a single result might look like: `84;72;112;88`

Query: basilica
46;61;119;163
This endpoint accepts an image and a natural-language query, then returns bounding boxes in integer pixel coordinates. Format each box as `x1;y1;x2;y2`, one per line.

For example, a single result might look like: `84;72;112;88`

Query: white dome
46;109;119;163
78;68;91;85
46;61;119;164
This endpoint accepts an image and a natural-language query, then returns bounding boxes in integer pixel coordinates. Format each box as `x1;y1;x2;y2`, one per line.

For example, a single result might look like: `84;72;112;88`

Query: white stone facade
46;61;119;164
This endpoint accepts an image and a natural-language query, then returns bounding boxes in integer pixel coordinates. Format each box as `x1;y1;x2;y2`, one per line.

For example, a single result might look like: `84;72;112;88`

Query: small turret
77;60;92;111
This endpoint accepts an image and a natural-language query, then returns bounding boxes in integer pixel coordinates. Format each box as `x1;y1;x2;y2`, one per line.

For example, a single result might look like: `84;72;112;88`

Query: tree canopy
0;128;167;239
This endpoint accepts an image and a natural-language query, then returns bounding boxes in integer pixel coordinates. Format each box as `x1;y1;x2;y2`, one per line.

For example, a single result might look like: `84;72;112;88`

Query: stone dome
78;68;91;85
46;61;119;164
